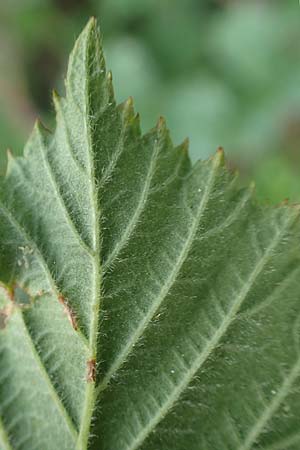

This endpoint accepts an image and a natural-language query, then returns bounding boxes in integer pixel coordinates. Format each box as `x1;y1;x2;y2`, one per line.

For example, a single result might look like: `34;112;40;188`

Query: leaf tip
84;16;99;36
89;16;97;26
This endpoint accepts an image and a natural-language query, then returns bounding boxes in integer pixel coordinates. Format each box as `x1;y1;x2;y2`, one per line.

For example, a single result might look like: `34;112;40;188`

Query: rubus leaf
1;18;300;450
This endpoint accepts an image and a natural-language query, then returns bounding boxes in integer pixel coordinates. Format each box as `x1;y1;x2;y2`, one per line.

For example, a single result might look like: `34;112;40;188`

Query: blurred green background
0;0;300;202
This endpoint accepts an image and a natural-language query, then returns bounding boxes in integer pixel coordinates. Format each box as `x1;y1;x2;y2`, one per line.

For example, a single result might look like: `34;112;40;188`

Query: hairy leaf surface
1;19;300;450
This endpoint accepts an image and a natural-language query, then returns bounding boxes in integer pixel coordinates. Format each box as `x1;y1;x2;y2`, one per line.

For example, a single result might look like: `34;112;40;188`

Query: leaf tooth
31;120;52;159
124;95;133;108
6;148;13;161
180;137;190;154
121;98;142;138
5;149;15;177
176;137;190;162
171;138;191;175
134;112;141;129
156;116;169;139
249;180;256;192
35;118;51;136
107;68;112;80
52;88;62;112
157;115;166;129
154;116;174;152
105;70;115;104
119;97;135;122
214;145;225;166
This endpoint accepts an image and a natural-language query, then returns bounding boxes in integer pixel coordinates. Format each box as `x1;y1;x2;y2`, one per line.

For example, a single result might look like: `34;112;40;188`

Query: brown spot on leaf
0;283;45;327
0;283;13;302
58;294;78;330
0;304;13;329
87;358;96;383
10;283;45;308
0;310;8;329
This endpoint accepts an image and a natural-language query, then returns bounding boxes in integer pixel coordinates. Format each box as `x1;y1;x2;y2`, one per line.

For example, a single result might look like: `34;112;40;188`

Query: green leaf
1;19;300;450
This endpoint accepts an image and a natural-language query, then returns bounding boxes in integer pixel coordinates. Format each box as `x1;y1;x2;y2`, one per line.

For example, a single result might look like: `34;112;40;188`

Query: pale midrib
0;201;89;349
75;21;102;450
125;215;295;450
239;356;300;450
19;310;78;442
0;416;14;450
96;154;221;395
103;136;160;271
36;125;94;258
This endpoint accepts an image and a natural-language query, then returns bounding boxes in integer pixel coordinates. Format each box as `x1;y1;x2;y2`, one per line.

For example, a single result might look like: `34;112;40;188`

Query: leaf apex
84;16;99;37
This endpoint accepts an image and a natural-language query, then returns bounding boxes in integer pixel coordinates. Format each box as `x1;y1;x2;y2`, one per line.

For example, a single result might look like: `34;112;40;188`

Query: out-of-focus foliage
0;0;300;202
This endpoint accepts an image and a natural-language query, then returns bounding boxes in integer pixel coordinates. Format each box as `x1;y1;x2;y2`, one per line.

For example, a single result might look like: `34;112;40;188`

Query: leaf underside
0;19;300;450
